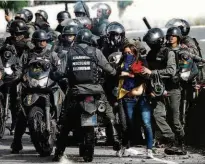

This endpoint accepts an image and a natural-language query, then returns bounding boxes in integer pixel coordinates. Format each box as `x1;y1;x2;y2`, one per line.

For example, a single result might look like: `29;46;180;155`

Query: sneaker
125;147;140;156
116;147;126;157
52;149;65;162
147;149;154;159
52;154;65;162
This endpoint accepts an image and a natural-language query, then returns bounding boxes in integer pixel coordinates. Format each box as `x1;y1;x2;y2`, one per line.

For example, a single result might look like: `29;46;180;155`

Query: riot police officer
102;22;126;107
19;9;33;22
34;10;52;32
6;9;35;38
75;16;101;47
55;25;79;93
165;27;191;155
14;11;35;38
1;20;34;135
10;30;62;153
101;22;126;57
55;11;71;33
17;9;35;38
142;28;186;155
74;1;90;18
53;29;121;162
91;3;111;37
55;25;78;53
3;20;34;56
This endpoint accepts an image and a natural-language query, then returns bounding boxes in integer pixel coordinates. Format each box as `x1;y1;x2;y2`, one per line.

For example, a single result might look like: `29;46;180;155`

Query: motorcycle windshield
28;66;50;80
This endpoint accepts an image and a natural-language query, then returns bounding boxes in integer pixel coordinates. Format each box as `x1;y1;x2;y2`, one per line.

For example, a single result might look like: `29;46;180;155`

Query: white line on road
152;157;178;164
199;39;205;42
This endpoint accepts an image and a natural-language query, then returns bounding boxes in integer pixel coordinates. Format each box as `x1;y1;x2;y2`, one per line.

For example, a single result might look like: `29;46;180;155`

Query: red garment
130;60;143;74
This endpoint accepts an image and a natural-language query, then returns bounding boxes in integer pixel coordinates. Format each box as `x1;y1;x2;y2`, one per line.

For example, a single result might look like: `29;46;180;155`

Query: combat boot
164;138;178;155
177;138;187;155
110;120;121;151
10;141;23;154
52;148;65;162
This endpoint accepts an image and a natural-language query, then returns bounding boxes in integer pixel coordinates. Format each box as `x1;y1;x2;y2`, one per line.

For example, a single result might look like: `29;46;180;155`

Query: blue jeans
123;97;153;149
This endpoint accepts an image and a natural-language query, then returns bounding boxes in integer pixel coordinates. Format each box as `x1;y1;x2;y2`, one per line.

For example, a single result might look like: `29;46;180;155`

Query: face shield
91;3;109;19
35;14;44;23
75;12;86;17
109;32;122;47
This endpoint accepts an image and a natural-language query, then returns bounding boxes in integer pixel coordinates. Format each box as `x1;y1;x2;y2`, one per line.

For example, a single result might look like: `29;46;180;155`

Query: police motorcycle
76;93;110;162
0;48;20;138
21;56;62;156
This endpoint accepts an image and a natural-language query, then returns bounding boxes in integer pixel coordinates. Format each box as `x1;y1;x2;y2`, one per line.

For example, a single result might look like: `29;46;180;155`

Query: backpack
173;48;199;82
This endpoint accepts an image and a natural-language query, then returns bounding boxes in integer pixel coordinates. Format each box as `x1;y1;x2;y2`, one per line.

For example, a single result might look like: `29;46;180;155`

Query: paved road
0;128;205;164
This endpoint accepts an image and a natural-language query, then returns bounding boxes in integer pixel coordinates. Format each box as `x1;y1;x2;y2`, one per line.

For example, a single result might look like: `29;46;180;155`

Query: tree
117;0;133;17
0;1;28;13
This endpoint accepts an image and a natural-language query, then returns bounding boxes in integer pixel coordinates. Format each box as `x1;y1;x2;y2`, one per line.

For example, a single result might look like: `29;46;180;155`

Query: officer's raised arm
95;48;116;76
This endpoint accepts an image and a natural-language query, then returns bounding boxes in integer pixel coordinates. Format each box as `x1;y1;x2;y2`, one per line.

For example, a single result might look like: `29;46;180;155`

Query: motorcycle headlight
4;67;13;75
30;77;48;88
97;101;106;113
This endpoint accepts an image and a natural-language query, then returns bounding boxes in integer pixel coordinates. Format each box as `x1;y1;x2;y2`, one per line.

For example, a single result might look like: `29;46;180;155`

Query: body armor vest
67;45;100;86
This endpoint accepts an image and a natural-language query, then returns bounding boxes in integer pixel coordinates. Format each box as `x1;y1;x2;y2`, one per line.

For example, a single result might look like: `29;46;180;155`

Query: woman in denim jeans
117;39;153;158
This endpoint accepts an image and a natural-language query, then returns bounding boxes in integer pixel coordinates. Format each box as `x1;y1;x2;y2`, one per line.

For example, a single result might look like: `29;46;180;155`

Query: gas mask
11;32;25;42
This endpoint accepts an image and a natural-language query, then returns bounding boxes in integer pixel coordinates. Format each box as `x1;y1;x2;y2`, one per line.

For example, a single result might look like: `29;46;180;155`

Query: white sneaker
116;147;126;157
125;148;140;156
147;149;154;159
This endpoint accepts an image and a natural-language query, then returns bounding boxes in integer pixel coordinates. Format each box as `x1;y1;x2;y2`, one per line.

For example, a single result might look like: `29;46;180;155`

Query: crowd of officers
0;1;204;162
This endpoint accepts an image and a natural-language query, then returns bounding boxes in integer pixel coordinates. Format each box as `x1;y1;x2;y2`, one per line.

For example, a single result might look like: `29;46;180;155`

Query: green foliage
0;1;28;12
117;0;133;10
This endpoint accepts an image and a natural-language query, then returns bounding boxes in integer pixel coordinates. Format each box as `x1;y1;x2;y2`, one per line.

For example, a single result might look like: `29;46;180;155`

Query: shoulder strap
172;49;179;69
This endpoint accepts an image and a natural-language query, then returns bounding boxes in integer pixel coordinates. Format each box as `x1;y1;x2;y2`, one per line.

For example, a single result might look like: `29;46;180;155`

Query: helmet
76;29;93;44
92;3;111;19
143;28;164;45
166;27;182;39
74;2;90;17
57;11;71;21
47;31;61;42
106;22;125;47
15;12;28;23
9;20;28;33
165;18;190;36
35;10;48;21
62;25;78;36
106;22;125;37
60;18;83;29
18;9;33;22
76;17;92;30
32;30;49;41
